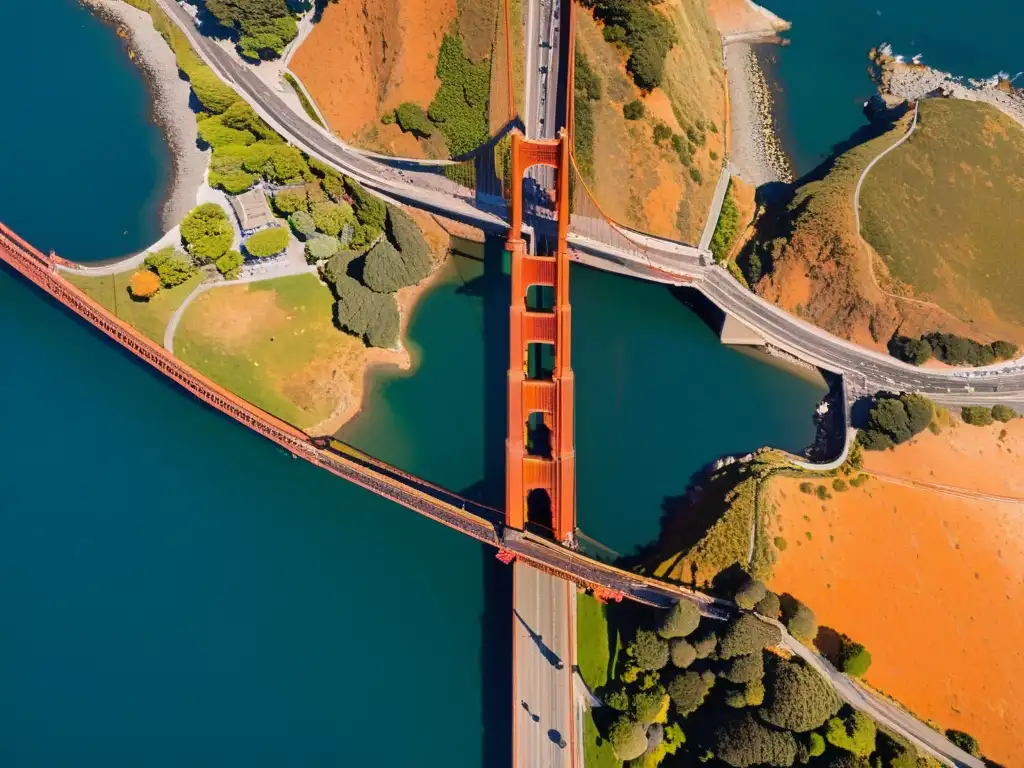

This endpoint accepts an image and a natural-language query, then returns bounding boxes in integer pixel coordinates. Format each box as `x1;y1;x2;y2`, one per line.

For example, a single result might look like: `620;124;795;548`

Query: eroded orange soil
767;422;1024;765
290;0;455;154
706;0;787;37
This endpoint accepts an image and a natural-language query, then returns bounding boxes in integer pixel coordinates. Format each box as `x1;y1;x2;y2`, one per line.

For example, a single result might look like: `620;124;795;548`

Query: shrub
718;614;781;659
888;335;932;365
189;69;239;114
587;0;676;90
859;429;894;451
799;482;814;494
214;249;243;279
992;340;1019;360
608;714;648;761
630;628;669;671
144;246;177;271
734;579;767;611
826;710;877;757
209;144;258;193
773;536;787;551
832;479;847;492
849;474;868;488
245;226;290;258
808;732;826;757
573;51;599;179
364;237;432;293
838;639;872;677
197;117;255;148
311;201;355;237
744;679;765;706
667;669;715;717
815;485;829;500
427;33;490;156
272;189;308;216
669;638;696;668
690;167;703;184
181;203;233;263
652;121;673;145
991;404;1017;422
759;658;841;732
632;685;666;724
623;99;646;120
754;591;780;619
219;101;277;140
242;141;311;184
944;729;980;757
297;231;334;262
606;688;630;711
603;23;626;43
380;111;396;125
722;652;764;685
393;102;433;138
713;712;797;768
691;627;717;659
345;177;388;232
782;597;817;643
710;185;741;263
156;255;196;287
961;405;994;427
658;600;700;639
128;270;160;299
289;210;317;239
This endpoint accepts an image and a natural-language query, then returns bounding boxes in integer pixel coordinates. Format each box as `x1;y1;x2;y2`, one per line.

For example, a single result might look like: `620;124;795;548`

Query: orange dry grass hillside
706;0;788;37
290;0;456;157
766;422;1024;765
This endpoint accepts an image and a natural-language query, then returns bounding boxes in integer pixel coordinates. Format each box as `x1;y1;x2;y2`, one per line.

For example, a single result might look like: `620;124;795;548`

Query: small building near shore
229;189;276;235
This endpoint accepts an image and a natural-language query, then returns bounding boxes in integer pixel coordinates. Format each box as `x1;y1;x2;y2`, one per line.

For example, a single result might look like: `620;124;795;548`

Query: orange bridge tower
504;129;576;545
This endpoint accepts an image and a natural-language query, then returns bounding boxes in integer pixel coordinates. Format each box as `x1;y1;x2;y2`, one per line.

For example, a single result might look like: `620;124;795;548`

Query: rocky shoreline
80;0;208;231
873;44;1024;131
725;42;794;188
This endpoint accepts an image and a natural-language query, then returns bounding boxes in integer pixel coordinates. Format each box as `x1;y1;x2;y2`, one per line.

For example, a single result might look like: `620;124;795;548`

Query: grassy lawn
64;268;203;344
860;99;1024;329
174;274;365;431
578;591;622;767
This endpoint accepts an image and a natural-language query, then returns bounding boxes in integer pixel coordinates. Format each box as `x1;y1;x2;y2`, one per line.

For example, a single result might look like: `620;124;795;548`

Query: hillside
575;0;726;243
745;110;998;351
859;98;1024;343
291;0;507;159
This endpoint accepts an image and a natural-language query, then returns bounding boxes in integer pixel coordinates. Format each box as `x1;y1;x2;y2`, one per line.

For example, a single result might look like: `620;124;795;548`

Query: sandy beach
80;0;208;230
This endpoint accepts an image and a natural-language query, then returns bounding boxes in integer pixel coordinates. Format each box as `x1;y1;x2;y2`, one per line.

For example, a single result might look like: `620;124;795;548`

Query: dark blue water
763;0;1024;175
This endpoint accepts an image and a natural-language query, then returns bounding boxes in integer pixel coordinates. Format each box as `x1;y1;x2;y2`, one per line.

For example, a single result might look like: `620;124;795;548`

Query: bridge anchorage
504;128;576;546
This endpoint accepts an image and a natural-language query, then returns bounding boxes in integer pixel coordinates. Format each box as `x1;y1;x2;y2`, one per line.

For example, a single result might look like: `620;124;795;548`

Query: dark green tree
867;398;912;444
718;614;782;659
623;99;646;120
722;652;765;685
394;102;433;138
782;597;817;643
364;236;432;293
754;591;781;619
759;658;841;732
666;669;715;717
992;404;1018;423
961;405;994;426
632;685;666;724
712;712;798;768
735;578;767;610
658;600;700;639
944;729;980;757
669;638;696;669
630;628;669;671
900;393;934;435
837;638;872;677
692;628;718;659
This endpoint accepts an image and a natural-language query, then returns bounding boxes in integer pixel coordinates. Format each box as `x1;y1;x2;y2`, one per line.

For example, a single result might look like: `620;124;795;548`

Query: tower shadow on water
453;234;512;767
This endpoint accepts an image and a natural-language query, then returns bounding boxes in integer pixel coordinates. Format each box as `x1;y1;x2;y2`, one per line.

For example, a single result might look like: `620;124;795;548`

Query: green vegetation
282;72;324;128
428;32;490;156
658;600;701;639
573;50;602;182
710;181;742;264
859;392;934;451
961;405;994;427
393;102;434;139
180;203;233;264
244;226;290;258
891;331;1019;367
733;578;767;611
826;709;877;757
332;275;400;349
623;99;645;120
65;267;202;344
145;246;198;287
215;249;244;280
311;201;355;238
289;210;317;239
837;637;872;678
781;595;817;643
860;99;1024;330
580;0;677;90
944;729;981;757
205;0;297;60
992;404;1018;422
304;234;341;264
362;207;432;292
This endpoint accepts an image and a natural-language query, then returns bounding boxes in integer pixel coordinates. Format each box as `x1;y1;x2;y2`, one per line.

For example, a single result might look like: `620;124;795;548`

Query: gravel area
81;0;209;229
725;42;793;187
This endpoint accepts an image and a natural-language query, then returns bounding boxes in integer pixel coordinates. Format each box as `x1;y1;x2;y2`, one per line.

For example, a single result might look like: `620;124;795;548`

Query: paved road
157;0;1024;405
514;563;574;768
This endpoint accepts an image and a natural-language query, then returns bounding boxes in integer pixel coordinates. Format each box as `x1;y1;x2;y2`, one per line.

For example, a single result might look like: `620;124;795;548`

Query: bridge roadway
1;224;983;768
155;0;1024;410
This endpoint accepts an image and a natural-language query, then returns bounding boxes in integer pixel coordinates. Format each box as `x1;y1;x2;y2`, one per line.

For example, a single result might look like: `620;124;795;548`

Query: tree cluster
332;275;400;349
205;0;298;60
859;392;934;451
922;332;1017;367
962;404;1018;426
580;0;677;90
573;50;601;181
144;246;197;288
393;102;433;138
428;33;490;156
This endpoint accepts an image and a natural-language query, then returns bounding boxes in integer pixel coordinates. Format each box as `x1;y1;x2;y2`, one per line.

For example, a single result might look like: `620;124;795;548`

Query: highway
157;0;1024;408
513;564;574;768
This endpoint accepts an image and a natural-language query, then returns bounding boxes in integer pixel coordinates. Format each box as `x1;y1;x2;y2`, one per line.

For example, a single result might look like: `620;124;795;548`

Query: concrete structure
228;188;276;234
719;311;767;346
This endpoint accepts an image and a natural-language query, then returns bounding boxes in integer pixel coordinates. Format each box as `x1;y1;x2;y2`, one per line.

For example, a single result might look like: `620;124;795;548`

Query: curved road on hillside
156;0;1024;409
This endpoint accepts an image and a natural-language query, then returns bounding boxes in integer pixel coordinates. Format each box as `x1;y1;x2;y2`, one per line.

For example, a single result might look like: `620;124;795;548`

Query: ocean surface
762;0;1024;176
0;1;844;765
